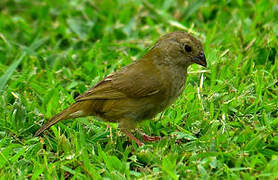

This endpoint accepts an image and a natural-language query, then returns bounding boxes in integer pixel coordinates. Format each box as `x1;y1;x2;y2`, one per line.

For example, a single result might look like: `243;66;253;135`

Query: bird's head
152;31;207;68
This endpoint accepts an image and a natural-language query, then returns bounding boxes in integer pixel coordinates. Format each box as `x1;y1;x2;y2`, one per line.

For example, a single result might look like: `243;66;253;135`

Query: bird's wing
75;61;162;102
75;74;127;101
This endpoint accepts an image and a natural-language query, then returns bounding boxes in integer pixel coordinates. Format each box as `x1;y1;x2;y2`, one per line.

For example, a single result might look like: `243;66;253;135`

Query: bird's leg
121;129;144;146
136;129;161;142
119;119;144;146
105;124;110;131
105;124;113;142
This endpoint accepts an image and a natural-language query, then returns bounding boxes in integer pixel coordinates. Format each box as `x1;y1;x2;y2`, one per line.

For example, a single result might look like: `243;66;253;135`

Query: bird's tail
34;102;85;137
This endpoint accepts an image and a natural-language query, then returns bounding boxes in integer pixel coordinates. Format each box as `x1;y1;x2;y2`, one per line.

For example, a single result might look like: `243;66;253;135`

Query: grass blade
0;52;26;91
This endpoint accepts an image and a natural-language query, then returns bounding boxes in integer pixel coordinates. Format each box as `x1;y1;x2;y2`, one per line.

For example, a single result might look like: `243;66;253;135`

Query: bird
34;31;207;146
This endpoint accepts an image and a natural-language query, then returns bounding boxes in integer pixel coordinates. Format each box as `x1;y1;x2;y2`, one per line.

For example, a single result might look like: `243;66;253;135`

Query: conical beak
194;52;207;67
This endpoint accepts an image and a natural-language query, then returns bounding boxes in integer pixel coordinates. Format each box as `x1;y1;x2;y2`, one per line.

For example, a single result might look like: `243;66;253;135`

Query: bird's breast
159;65;187;109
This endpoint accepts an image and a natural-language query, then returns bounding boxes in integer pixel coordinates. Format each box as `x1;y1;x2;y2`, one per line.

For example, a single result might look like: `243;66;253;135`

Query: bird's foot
137;129;161;142
142;134;161;142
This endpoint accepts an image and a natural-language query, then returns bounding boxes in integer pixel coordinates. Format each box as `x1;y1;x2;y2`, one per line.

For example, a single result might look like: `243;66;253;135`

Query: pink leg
105;124;110;131
105;124;113;141
121;129;144;146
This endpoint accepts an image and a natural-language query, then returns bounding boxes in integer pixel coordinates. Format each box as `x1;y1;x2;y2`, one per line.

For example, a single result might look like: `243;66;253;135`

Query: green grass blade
0;52;26;91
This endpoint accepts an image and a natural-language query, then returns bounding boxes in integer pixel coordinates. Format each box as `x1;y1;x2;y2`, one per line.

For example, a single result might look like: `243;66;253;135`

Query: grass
0;0;278;179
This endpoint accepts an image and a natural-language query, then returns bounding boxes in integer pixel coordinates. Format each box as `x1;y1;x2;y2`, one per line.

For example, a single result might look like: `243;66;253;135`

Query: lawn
0;0;278;179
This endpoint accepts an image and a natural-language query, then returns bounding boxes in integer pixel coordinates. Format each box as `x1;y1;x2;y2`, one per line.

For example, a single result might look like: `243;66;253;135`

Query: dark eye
184;45;192;52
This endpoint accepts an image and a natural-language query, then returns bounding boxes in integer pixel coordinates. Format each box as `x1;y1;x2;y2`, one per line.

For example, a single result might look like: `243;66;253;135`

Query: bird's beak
194;52;207;67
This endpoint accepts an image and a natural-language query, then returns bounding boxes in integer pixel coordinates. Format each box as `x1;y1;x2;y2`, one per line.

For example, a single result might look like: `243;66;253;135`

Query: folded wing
75;60;162;102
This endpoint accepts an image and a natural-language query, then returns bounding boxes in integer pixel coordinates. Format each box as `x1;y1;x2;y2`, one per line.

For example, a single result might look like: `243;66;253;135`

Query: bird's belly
95;97;167;122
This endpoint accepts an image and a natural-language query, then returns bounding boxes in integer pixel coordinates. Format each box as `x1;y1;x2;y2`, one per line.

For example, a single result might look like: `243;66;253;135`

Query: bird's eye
184;45;192;52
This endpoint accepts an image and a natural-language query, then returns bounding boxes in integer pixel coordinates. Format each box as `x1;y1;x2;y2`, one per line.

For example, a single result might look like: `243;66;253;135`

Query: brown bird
34;31;207;146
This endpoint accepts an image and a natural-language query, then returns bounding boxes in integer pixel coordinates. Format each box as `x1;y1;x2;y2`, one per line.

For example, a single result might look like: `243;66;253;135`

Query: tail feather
34;103;84;137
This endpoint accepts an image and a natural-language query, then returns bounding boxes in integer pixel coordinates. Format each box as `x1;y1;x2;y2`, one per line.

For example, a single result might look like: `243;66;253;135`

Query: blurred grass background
0;0;278;179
